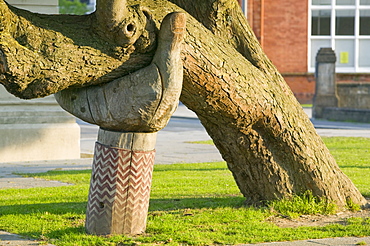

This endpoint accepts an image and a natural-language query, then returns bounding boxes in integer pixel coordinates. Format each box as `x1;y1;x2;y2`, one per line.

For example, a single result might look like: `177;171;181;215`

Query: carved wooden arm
55;12;186;132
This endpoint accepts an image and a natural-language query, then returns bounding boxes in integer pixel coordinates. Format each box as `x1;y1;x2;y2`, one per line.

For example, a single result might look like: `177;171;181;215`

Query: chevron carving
85;142;156;235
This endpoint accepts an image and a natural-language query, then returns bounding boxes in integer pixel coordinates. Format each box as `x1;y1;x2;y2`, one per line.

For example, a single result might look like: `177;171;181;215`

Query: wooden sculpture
56;12;186;235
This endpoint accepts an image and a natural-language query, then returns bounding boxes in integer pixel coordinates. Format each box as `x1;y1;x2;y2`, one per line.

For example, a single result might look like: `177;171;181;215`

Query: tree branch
0;0;157;98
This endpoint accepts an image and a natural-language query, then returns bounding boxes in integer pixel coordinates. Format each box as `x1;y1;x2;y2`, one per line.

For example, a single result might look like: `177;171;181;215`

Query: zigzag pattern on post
85;142;156;235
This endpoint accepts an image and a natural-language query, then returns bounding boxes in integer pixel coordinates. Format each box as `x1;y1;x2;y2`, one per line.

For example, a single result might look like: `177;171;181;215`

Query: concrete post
313;48;339;119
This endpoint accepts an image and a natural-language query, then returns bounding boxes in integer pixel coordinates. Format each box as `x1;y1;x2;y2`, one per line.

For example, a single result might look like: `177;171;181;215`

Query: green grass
190;140;214;145
0;137;370;245
59;0;88;15
324;137;370;197
268;190;337;219
357;241;368;245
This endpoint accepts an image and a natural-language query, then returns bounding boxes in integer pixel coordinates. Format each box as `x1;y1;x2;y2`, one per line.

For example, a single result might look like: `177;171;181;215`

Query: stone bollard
313;48;339;119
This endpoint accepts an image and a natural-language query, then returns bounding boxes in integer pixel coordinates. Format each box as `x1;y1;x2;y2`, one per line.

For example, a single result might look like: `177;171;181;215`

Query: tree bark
0;0;156;98
139;0;367;207
0;0;367;208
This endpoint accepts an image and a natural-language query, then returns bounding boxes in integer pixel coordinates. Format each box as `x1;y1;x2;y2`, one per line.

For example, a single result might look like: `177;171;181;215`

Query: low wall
337;83;370;109
321;107;370;123
316;82;370;123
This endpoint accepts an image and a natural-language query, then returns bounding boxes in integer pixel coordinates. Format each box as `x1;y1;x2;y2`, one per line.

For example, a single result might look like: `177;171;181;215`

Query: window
309;0;370;73
312;10;331;35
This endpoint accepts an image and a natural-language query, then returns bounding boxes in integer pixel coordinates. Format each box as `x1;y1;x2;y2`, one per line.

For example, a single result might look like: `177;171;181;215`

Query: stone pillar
85;129;157;235
313;48;339;119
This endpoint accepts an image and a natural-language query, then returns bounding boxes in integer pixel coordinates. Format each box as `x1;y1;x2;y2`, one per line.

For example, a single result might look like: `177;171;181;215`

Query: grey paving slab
0;176;72;189
0;231;55;246
241;236;370;245
0;158;92;189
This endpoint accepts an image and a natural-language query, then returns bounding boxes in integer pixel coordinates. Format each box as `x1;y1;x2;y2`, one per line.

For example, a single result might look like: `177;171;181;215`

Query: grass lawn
0;137;369;245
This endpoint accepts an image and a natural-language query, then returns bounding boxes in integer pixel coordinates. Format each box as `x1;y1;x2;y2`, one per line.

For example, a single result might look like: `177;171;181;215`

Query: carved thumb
148;12;186;129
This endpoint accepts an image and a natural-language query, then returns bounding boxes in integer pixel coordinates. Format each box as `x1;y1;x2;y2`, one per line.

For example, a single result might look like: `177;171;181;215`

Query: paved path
1;105;370;245
0;231;55;246
242;237;370;245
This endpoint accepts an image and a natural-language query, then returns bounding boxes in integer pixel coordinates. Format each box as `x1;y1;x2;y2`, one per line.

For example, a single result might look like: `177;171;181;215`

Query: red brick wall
245;0;309;73
262;0;308;74
244;0;370;104
246;0;314;103
337;74;370;84
249;0;262;43
283;74;315;104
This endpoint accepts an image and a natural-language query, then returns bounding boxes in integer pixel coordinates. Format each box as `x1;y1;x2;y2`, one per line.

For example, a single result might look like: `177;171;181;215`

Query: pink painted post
86;131;157;235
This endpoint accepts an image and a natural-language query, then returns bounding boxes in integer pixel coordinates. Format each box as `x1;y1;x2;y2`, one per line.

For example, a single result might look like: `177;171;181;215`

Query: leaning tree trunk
165;0;368;207
0;0;367;208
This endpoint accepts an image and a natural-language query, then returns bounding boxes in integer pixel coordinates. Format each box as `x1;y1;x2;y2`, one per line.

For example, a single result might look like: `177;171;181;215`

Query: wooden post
86;129;157;235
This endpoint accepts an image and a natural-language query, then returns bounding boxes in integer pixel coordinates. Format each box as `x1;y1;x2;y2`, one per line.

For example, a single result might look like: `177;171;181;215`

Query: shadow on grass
153;167;229;172
0;196;245;216
0;202;87;216
340;166;370;169
0;197;246;241
149;196;245;211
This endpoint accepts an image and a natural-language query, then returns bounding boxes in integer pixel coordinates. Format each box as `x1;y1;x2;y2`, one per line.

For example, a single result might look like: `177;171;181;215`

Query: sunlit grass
0;137;369;245
324;137;370;197
192;137;370;197
268;191;337;219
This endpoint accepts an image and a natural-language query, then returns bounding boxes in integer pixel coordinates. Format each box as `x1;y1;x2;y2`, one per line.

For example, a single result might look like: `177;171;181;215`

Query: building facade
242;0;370;103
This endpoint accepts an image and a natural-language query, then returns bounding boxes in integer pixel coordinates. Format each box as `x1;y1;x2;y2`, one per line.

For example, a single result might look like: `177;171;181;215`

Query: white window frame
308;0;370;73
242;0;248;17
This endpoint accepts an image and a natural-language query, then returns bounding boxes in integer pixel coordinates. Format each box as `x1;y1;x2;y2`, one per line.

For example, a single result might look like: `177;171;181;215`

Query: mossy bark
0;0;366;207
0;0;156;98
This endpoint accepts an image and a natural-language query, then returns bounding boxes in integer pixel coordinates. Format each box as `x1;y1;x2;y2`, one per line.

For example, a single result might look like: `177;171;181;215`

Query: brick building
239;0;370;103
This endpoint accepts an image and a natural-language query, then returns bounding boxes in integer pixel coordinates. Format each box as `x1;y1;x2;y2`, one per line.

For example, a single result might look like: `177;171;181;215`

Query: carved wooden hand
55;12;186;132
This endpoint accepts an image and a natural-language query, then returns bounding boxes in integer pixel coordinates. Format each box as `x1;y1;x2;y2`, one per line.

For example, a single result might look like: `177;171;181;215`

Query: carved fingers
55;12;186;132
